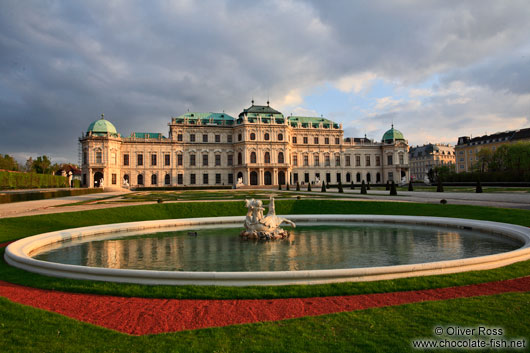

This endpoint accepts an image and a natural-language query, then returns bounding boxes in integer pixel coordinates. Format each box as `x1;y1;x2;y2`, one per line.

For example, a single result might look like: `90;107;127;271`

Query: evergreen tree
278;183;282;191
321;181;326;192
307;182;311;192
436;178;444;192
385;180;390;190
476;179;483;193
390;180;398;195
0;154;19;171
350;181;355;190
361;180;367;194
296;181;300;191
286;183;290;190
338;181;343;193
367;181;371;190
408;180;413;191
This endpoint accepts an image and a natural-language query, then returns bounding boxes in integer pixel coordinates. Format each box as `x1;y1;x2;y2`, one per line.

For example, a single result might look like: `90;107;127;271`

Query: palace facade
79;103;409;188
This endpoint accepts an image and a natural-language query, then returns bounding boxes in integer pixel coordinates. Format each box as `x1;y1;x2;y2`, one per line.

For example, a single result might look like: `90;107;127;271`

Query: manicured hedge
0;171;69;189
0;188;103;204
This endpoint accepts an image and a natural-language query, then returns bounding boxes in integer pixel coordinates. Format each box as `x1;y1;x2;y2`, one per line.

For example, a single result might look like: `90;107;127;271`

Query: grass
0;292;528;352
1;200;530;299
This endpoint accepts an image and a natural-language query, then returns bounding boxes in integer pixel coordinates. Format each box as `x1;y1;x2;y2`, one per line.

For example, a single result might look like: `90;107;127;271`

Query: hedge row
441;171;530;183
0;188;103;204
0;171;69;189
134;185;232;191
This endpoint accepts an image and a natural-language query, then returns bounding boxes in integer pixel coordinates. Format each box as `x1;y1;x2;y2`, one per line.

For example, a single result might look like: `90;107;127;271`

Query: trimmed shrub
437;179;444;192
385;180;390;190
367;181;371;190
296;182;300;191
361;180;367;194
408;180;413;191
390;181;397;196
321;181;326;192
278;183;282;191
307;183;311;192
338;181;343;193
476;180;483;193
350;181;355;190
0;170;69;189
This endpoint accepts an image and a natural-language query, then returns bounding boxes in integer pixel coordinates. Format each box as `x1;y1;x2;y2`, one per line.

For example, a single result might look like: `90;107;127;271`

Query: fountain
240;197;295;240
4;198;530;285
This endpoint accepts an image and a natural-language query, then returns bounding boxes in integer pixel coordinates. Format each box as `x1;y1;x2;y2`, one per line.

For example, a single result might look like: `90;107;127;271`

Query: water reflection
34;224;521;272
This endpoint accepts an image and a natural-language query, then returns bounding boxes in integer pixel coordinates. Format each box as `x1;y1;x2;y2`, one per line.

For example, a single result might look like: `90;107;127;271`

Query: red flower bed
1;277;529;335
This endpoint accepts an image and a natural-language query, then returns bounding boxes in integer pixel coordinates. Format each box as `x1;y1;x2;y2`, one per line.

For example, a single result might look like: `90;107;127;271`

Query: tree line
0;154;76;174
430;142;530;182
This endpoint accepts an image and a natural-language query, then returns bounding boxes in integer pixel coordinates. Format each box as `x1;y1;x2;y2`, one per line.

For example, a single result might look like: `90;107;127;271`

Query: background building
455;128;530;173
409;144;455;181
79;103;409;188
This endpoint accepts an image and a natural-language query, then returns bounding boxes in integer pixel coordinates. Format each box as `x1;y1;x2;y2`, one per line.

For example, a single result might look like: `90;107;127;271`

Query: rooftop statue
241;197;295;240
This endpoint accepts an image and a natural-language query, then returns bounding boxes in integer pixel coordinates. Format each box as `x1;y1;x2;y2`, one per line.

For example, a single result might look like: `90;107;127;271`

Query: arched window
165;174;170;185
151;174;157;185
366;173;371;183
356;173;361;182
138;174;144;185
238;152;242;165
95;148;102;164
278;152;284;164
278;133;283;141
264;152;270;164
264;133;270;141
250;133;256;140
376;172;381;183
346;173;351;183
250;152;257;163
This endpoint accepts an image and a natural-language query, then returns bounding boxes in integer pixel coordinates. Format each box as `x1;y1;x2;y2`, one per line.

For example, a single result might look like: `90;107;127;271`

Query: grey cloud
1;0;529;162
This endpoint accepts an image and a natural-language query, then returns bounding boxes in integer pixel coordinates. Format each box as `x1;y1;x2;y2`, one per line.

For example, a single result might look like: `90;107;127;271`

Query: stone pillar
246;169;250;185
273;168;278;185
88;168;92;188
259;168;264;186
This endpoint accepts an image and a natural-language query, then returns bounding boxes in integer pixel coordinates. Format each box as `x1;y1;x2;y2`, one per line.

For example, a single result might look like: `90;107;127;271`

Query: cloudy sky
1;0;529;164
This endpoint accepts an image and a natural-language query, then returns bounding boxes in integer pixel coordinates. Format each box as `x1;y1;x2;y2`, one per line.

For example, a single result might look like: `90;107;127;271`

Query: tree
350;181;355;190
24;157;34;172
0;154;19;171
475;148;493;172
361;180;367;194
296;181;300;191
338;181;343;193
321;181;326;192
32;155;52;174
307;182;311;192
427;168;435;184
367;181;370;190
278;183;282;191
385;180;390;190
286;183;290;190
408;180;413;191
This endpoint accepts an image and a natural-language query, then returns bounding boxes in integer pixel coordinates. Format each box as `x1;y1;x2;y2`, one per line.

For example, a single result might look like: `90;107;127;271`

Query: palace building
79;102;409;188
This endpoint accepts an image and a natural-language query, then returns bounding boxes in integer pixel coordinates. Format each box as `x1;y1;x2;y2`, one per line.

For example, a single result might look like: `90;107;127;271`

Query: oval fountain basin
32;223;520;272
5;215;530;286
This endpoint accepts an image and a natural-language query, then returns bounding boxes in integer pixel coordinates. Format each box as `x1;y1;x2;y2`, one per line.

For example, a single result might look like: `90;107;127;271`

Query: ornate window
264;133;270;141
278;152;284;164
250;133;256;140
278;133;283;141
314;154;320;166
137;174;144;185
165;174;170;185
264;152;270;164
250;152;257;163
95;149;102;164
238;152;242;165
151;174;157;185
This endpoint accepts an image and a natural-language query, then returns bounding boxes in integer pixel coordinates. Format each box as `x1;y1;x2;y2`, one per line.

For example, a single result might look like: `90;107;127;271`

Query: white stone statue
67;171;73;187
423;175;430;185
241;197;295;240
235;177;244;189
123;178;129;188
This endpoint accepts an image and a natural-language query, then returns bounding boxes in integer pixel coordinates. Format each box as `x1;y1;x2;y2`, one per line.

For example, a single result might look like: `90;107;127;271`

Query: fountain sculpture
241;197;296;240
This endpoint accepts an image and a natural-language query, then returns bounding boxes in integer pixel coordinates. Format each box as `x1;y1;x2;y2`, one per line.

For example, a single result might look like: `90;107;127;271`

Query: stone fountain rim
4;215;530;286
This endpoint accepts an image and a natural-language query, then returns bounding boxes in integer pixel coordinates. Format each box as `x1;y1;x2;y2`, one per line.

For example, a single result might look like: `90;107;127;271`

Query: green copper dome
382;125;405;143
87;116;118;137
